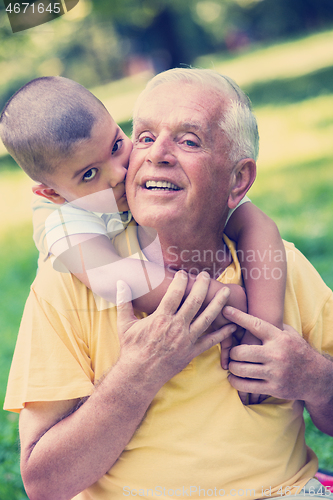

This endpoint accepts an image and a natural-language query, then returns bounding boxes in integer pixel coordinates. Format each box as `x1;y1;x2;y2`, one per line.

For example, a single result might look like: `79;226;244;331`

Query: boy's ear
228;158;256;210
32;184;66;205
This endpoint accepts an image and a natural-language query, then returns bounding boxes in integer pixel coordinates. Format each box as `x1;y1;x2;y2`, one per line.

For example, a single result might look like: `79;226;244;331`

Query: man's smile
145;180;181;191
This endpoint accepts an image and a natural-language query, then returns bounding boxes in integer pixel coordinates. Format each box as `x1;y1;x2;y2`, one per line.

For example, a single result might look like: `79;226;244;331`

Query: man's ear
228;158;256;209
32;184;66;205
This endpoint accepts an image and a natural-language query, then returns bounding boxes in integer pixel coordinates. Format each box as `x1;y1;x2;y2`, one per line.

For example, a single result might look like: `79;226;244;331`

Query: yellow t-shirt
4;229;333;500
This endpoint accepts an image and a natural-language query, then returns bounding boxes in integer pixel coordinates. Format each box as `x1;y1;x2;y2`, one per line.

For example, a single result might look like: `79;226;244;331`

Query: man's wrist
304;350;333;408
110;355;163;404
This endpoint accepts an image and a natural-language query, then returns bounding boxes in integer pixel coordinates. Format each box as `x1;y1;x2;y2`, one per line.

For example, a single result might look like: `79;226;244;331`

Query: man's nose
147;136;176;166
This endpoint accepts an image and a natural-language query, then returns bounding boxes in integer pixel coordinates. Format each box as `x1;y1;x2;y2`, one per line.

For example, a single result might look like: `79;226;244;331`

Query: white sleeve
32;196;108;258
45;204;108;253
32;196;58;256
225;195;251;227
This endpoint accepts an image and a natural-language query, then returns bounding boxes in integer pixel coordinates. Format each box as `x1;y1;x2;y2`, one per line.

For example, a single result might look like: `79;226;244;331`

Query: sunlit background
1;1;333;497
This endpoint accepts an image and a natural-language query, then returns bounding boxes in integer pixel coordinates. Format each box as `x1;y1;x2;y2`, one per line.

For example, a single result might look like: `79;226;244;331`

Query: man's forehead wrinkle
134;115;206;134
133;117;151;129
133;86;227;144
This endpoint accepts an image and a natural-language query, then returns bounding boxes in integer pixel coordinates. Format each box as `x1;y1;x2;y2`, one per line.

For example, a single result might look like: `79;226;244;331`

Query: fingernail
199;271;210;279
224;305;234;315
176;270;187;279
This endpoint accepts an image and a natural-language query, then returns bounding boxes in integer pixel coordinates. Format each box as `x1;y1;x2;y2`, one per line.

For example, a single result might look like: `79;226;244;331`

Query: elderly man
5;68;333;500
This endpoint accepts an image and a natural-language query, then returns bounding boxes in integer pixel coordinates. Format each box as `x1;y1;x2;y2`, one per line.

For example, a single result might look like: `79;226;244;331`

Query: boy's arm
51;233;247;317
51;233;169;313
224;202;286;403
225;202;286;330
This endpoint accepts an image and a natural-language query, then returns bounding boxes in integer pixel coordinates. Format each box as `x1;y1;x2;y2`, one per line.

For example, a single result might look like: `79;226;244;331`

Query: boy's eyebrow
72;164;94;179
72;127;121;179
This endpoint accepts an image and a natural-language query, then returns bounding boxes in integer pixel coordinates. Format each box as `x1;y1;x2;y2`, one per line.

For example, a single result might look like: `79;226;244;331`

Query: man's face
126;82;235;237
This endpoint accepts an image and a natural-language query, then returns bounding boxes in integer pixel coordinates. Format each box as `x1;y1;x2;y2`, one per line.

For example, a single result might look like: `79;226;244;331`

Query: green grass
0;226;37;500
250;155;333;288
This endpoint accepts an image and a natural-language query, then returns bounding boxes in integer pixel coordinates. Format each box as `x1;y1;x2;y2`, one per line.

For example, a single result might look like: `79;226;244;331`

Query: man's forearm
20;272;235;500
21;359;160;500
304;352;333;437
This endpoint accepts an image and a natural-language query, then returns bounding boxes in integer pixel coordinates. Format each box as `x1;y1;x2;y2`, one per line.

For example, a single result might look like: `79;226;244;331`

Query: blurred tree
234;0;333;42
1;0;333;114
89;0;215;70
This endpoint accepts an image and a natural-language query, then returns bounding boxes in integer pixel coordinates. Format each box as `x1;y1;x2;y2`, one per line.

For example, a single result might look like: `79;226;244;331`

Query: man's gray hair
133;67;259;162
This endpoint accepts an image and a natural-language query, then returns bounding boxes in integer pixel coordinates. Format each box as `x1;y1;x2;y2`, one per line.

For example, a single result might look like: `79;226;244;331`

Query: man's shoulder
283;239;333;340
31;260;146;320
32;260;92;312
284;239;331;293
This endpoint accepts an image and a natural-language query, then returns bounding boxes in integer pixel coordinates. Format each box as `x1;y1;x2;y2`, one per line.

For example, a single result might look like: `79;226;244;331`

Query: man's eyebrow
180;121;202;132
72;127;120;179
133;118;202;132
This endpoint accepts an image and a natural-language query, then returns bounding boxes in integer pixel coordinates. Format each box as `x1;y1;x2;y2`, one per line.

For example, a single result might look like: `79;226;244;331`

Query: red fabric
316;471;333;492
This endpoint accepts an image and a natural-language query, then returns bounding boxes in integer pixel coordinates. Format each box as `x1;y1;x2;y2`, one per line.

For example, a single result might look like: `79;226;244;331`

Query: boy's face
36;111;132;213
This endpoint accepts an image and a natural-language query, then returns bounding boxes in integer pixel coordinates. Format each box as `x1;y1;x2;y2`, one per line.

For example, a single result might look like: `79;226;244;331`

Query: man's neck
138;226;232;279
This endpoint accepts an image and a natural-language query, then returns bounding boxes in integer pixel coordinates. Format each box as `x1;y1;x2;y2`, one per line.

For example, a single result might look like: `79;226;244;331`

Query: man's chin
133;209;175;230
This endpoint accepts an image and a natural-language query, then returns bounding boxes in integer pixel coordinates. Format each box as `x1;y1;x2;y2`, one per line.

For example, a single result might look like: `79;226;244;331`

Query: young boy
0;76;286;403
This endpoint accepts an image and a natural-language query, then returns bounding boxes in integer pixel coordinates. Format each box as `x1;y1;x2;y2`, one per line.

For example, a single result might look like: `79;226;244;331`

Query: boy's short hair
0;76;107;182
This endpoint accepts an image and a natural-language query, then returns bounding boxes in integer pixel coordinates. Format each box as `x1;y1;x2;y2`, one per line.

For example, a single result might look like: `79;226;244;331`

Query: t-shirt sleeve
283;241;333;357
4;287;94;413
44;204;108;253
225;195;251;227
32;195;58;258
32;196;108;258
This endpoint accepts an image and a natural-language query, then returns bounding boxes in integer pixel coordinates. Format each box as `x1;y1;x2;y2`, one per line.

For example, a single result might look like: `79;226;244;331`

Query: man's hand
116;270;237;389
224;305;324;400
223;306;333;436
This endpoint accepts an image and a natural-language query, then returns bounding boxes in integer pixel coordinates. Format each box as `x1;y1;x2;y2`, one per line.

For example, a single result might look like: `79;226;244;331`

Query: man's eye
184;140;198;147
112;138;124;154
138;134;154;144
82;168;97;182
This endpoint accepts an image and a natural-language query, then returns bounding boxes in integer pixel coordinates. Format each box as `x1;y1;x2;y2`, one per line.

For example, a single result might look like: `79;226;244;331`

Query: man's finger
228;373;268;395
190;286;230;340
223;306;279;342
194;323;236;357
116;280;137;333
229;344;264;363
156;270;189;316
178;272;211;324
229;358;266;380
